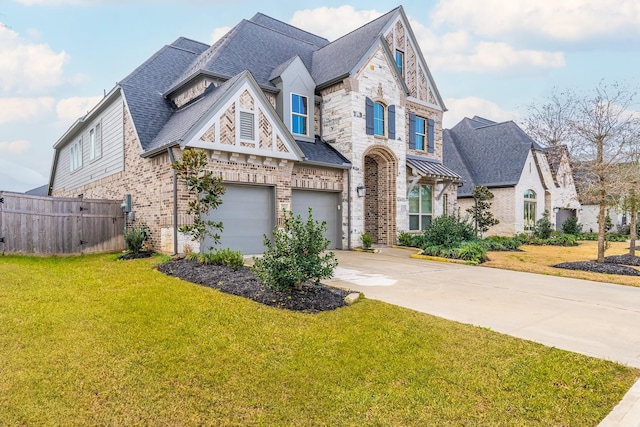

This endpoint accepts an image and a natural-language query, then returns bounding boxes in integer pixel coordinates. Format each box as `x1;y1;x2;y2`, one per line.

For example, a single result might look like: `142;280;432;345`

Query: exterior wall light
356;184;366;198
553;207;560;213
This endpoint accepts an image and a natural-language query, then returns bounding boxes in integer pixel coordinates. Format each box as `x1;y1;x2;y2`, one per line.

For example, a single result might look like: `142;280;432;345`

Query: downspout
167;147;178;256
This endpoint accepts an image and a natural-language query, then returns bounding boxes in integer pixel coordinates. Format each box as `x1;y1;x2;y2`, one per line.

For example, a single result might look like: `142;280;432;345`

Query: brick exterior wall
457;187;516;236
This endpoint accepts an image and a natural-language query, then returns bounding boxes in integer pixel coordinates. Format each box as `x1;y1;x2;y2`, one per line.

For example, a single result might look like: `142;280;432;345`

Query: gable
184;80;303;162
383;13;444;111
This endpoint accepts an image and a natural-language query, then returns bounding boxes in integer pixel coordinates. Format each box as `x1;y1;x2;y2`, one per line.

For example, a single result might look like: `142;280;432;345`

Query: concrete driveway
324;247;640;426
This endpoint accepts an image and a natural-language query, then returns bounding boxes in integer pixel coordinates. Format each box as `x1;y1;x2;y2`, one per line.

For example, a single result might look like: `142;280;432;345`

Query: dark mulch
158;259;350;313
553;261;640;276
119;251;155;260
604;254;640;266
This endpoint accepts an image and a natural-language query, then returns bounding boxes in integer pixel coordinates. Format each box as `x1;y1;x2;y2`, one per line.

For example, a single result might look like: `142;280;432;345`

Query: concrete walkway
325;248;640;427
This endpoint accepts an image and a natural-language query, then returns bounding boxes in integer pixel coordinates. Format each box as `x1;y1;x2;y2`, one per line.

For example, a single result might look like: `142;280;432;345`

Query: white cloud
211;26;232;44
432;0;640;41
289;6;383;41
443;97;520;129
0;157;47;192
0;23;69;94
0;139;32;154
432;41;565;73
0;97;55;124
56;96;102;121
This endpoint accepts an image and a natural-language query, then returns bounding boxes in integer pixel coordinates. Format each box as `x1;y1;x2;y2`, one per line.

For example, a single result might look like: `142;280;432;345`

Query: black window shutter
409;113;416;149
427;118;435;153
388;105;396;139
365;97;374;135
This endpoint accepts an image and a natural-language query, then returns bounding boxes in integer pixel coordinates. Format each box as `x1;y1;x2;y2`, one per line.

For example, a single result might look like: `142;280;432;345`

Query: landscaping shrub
202;248;244;270
578;232;628;242
525;233;578;246
397;231;414;247
422;214;475;249
533;210;553;239
562;216;583;235
124;226;147;254
252;209;338;291
457;241;489;263
361;232;373;249
482;236;523;251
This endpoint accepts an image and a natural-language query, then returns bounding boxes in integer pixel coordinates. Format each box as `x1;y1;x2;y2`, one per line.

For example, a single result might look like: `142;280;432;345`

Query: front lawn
0;254;637;425
484;241;640;287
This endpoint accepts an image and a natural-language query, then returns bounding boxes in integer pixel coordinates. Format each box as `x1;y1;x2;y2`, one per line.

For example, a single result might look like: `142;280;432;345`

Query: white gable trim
182;74;303;162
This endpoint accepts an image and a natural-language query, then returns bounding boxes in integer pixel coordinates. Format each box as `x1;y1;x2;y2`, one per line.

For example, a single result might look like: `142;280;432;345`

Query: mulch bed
553;261;640;276
158;259;350;313
118;251;155;260
604;254;640;266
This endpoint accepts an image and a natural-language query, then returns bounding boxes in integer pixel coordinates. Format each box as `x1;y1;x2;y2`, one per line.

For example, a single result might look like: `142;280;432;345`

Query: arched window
524;189;537;231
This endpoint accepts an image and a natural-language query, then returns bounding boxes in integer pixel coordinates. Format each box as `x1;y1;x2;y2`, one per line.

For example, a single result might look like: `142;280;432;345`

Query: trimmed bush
124;226;147;254
361;232;373;249
561;216;583;235
398;231;413;247
252;209;338;291
482;236;523;251
578;233;628;242
525;233;578;246
457;241;489;263
422;215;475;249
533;210;553;239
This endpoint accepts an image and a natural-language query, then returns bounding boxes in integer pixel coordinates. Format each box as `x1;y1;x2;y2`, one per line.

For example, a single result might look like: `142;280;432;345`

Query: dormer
270;56;316;143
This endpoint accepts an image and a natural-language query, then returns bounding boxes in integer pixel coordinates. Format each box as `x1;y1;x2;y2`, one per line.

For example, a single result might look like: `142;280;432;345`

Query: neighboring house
25;185;49;196
48;7;460;254
443;117;580;235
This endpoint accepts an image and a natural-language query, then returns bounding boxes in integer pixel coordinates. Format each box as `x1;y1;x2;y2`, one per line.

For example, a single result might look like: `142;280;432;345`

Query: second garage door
203;184;274;255
292;190;341;249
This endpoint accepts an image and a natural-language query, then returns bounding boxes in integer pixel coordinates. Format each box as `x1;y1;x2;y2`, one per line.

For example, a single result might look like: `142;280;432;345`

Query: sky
1;0;639;193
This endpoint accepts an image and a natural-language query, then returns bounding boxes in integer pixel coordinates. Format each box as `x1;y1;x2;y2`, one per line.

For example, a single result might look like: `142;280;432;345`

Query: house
443;117;580;235
48;6;460;254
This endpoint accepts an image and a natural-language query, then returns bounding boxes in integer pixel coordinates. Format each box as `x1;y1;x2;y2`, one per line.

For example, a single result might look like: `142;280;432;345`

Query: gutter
167;147;178;256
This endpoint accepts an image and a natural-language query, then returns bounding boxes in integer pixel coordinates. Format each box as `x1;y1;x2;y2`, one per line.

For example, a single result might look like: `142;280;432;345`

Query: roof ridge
250;12;329;45
315;6;398;50
247;18;322;47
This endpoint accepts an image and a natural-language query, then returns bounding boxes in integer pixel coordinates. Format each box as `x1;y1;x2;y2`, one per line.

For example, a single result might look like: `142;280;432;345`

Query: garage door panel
292;190;340;250
204;185;274;255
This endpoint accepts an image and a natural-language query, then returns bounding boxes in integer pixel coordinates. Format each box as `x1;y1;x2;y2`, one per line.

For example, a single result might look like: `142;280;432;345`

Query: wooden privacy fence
0;192;125;255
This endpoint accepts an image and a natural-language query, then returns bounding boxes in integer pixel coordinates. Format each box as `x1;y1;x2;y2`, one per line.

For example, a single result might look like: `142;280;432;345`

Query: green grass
0;254;637;426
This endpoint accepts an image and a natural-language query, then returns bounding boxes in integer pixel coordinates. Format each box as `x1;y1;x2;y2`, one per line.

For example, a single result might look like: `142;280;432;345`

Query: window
69;139;83;172
409;184;433;231
89;123;101;161
239;111;255;140
373;102;385;136
524;189;537;231
415;117;426;150
291;94;308;135
366;97;395;138
409;113;434;153
442;193;448;216
395;50;404;77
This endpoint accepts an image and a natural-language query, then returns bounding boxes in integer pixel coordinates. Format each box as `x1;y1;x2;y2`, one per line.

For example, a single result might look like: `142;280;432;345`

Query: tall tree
525;82;640;262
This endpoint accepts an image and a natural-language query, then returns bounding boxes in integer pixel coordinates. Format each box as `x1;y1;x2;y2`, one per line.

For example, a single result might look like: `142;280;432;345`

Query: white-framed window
70;139;83;172
524;189;537;231
291;93;308;135
239;111;255;140
442;193;448;216
409;184;433;231
89;122;102;161
395;50;404;77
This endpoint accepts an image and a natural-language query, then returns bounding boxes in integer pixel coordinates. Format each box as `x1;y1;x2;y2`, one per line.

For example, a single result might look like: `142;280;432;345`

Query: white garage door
204;185;274;255
292;190;341;250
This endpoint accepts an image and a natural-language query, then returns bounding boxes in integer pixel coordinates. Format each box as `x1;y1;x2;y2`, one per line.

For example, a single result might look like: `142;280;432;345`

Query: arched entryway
363;146;398;245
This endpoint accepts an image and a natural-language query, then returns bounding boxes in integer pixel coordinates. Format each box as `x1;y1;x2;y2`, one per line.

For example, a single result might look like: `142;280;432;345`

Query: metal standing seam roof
406;155;461;181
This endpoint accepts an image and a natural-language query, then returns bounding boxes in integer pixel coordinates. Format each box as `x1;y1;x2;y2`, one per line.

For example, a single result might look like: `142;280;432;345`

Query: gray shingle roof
146;72;245;154
25;184;49;196
120;37;209;152
250;13;329;48
311;8;399;87
171;19;320;92
406;155;461;181
443;117;542;197
295;136;351;168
